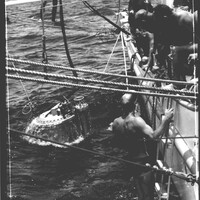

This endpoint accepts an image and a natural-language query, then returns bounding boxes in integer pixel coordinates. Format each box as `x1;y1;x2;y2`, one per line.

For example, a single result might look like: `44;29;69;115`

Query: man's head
134;9;153;32
134;9;147;25
121;93;136;115
153;4;173;25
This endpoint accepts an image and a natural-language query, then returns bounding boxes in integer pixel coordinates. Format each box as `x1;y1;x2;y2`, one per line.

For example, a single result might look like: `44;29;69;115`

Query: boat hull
120;11;199;200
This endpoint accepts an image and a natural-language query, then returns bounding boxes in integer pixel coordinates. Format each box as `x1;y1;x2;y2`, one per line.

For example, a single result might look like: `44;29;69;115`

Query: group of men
111;1;198;200
128;0;198;81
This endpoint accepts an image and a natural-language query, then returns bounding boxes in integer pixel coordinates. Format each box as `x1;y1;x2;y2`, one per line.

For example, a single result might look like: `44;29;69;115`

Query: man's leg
135;170;155;200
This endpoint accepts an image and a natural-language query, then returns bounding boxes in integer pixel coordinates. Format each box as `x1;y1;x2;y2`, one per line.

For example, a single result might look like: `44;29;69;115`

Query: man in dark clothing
112;93;174;200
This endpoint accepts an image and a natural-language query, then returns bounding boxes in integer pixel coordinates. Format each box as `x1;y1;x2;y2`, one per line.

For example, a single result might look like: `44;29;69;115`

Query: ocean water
5;0;146;199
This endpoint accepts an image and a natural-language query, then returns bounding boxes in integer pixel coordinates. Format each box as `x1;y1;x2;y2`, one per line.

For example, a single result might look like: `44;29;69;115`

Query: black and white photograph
4;0;199;199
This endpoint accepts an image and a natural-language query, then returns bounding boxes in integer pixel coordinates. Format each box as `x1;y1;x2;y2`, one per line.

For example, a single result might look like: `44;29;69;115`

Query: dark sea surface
5;0;144;199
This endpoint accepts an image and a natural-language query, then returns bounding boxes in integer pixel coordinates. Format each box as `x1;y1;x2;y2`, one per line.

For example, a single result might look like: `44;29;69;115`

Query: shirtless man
112;93;174;200
128;0;153;35
134;4;198;81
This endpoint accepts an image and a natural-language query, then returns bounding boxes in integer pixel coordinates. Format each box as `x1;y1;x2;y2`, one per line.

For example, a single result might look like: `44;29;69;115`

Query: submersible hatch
74;96;91;136
25;96;92;145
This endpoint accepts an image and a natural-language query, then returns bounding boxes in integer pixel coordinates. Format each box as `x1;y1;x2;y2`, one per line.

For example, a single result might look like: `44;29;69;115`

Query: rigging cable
6;74;197;100
7;128;199;185
103;32;121;72
59;0;77;77
120;31;129;89
8;55;34;114
41;0;48;79
6;58;195;86
7;67;197;96
115;0;120;24
82;1;131;36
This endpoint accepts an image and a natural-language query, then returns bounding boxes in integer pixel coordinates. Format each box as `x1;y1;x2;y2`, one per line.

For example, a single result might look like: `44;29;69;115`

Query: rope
6;74;197;100
9;128;149;167
103;33;121;72
82;1;131;35
115;0;120;24
120;35;127;78
8;128;199;185
121;31;128;89
59;0;77;78
7;67;196;96
41;0;48;78
8;56;35;114
6;58;196;86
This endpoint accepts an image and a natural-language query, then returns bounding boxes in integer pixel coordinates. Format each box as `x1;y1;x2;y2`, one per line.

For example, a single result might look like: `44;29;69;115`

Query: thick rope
6;58;195;86
7;67;196;96
6;74;197;100
8;128;199;185
82;1;131;35
59;0;77;78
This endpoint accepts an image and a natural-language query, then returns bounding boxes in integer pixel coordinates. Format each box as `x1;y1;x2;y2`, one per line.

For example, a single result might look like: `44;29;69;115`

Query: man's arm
143;32;155;69
135;108;174;139
188;53;198;65
112;117;124;136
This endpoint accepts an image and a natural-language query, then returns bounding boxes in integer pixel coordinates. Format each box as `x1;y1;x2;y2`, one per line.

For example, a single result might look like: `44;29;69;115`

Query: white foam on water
23;134;85;147
24;116;85;147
